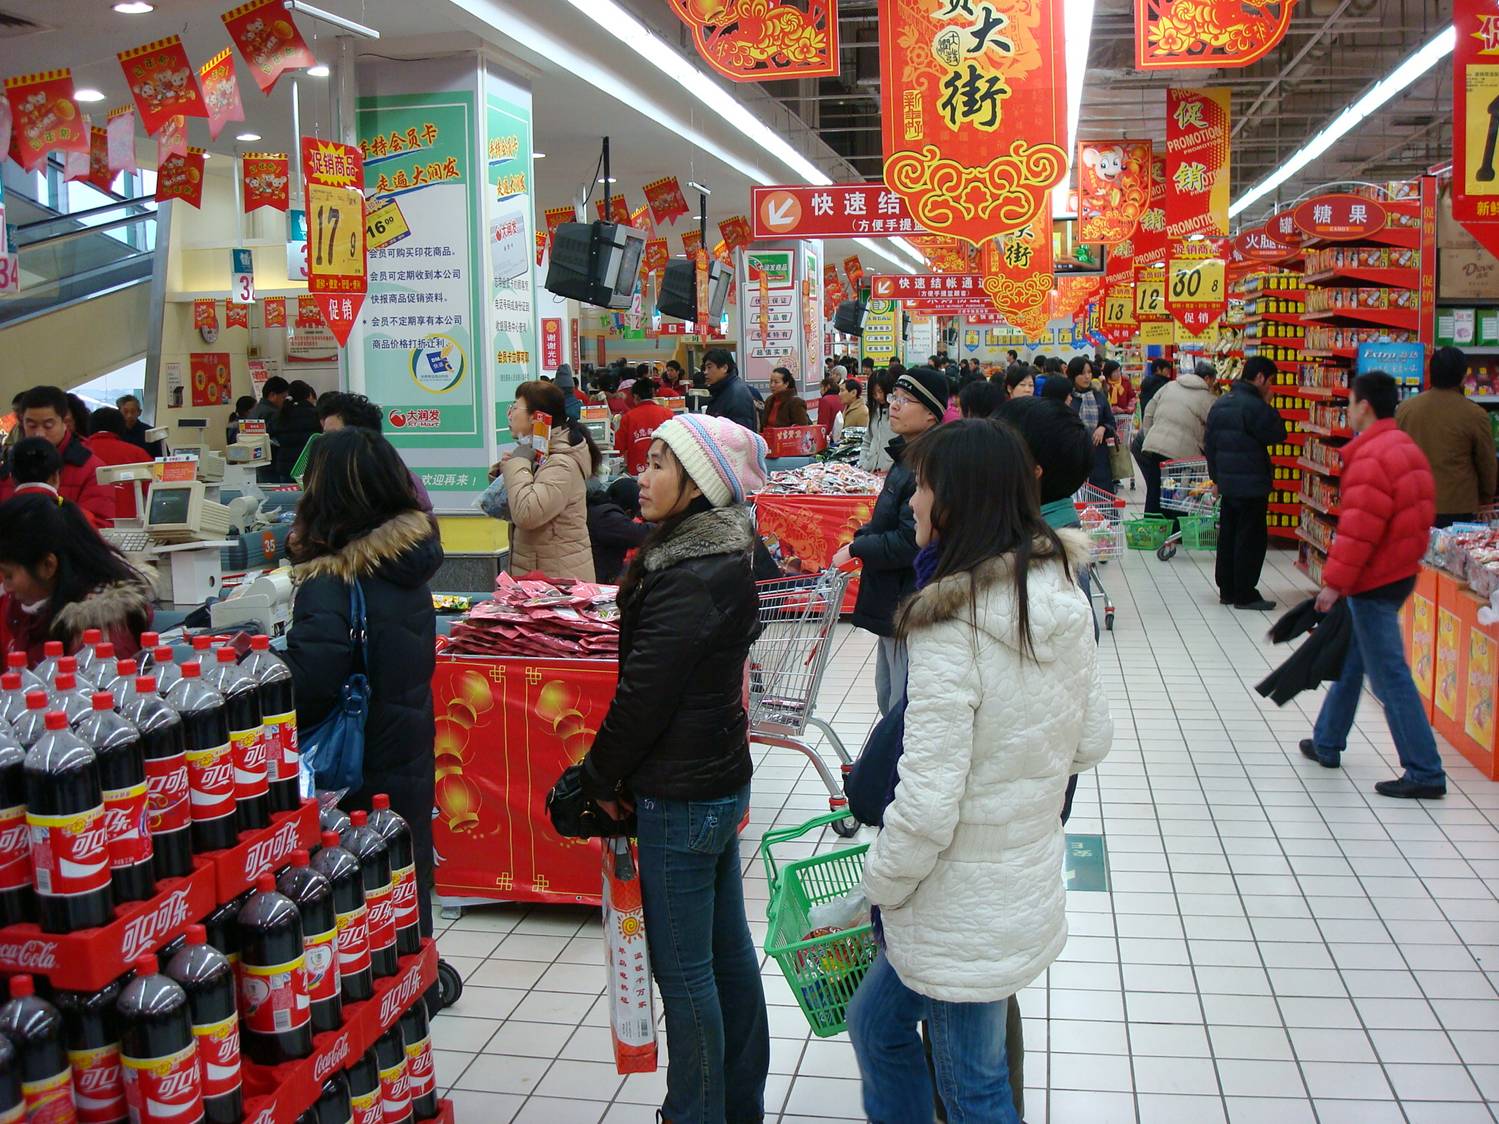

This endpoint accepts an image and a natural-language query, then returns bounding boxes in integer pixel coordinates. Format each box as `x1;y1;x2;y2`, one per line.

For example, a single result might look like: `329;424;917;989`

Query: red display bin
1429;568;1499;779
1403;565;1438;719
750;491;875;611
763;424;828;458
212;799;321;902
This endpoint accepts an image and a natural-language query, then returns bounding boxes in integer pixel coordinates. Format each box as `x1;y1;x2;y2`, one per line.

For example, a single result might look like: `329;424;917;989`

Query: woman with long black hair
0;492;153;663
859;367;898;472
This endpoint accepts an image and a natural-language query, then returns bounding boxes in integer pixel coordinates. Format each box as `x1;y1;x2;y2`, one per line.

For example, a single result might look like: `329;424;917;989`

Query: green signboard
485;85;537;439
1064;833;1109;892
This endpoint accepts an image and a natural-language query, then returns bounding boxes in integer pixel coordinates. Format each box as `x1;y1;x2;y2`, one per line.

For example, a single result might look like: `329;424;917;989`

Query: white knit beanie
652;415;768;507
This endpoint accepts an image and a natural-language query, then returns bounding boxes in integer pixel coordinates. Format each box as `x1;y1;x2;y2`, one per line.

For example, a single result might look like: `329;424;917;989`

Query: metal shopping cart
749;565;860;838
1074;483;1126;631
1156;456;1219;561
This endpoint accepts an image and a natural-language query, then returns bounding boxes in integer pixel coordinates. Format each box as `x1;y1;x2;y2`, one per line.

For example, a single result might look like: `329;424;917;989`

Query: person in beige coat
1140;360;1217;518
497;380;600;580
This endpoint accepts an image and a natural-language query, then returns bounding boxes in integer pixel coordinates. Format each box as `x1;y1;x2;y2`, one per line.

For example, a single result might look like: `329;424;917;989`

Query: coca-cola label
20;1066;74;1124
229;726;269;799
190;1013;241;1102
242;818;300;884
378;1057;409;1123
391;861;418;930
0;937;59;971
120;885;194;962
378;963;427;1029
0;804;32;892
69;1043;126;1124
102;780;153;871
27;804;110;898
403;1033;435;1100
185;742;236;825
311;1032;350;1084
144;753;191;835
238;955;310;1036
334;904;372;977
350;1087;380;1124
304;925;339;1005
365;882;396;954
263;710;299;780
122;1041;203;1124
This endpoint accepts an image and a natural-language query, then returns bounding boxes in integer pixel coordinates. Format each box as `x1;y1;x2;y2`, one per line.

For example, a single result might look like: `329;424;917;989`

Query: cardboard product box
1456;307;1478;346
1480;309;1499;348
1440;248;1499;301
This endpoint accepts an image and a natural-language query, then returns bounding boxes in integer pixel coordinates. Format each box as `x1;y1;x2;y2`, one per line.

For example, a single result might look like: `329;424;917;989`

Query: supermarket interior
1;0;1499;1121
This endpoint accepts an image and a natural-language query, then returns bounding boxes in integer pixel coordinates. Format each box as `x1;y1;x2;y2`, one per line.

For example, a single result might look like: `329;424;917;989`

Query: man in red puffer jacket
1302;371;1446;799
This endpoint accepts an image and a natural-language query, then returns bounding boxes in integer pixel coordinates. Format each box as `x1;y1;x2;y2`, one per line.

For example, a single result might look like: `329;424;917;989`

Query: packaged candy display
447;574;620;658
759;462;881;495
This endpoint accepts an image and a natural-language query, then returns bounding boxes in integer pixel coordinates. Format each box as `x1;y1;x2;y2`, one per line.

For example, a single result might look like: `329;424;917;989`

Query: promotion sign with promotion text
300;137;367;347
1454;0;1499;258
1165;242;1226;333
1135;270;1167;320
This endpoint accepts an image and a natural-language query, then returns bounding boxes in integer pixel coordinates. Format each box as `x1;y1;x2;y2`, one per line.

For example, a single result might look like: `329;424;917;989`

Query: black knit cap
895;366;950;422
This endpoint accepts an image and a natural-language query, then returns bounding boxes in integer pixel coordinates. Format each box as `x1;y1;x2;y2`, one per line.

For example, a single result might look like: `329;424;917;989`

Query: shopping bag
298;579;368;795
1109;442;1133;482
603;838;658;1074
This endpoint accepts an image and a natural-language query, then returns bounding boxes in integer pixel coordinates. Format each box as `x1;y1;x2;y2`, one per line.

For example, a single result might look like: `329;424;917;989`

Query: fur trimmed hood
53;573;154;637
898;529;1092;661
291;511;441;586
642;505;755;573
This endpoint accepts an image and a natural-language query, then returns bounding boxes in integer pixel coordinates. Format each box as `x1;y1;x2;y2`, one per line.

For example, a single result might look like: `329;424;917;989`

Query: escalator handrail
16;204;157;252
16;196;157;244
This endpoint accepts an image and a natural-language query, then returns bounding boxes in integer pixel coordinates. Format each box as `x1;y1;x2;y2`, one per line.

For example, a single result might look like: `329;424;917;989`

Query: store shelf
1243;313;1307;326
1295;527;1331;554
1298;384;1351;400
1272;454;1304;469
1269;524;1302;541
1303;226;1421;250
1303;266;1420;288
1297;457;1342;477
1302;348;1360;361
1302;307;1420;331
1301;494;1341;518
1301;420;1355;439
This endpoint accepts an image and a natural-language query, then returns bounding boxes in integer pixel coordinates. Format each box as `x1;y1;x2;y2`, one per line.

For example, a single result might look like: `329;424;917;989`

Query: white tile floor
430;495;1499;1123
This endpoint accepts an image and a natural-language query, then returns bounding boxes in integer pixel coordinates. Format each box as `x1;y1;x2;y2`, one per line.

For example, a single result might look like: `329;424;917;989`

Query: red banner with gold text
118;36;208;137
222;0;317;95
198;48;245;142
241;152;289;213
5;69;87;173
823;264;846;319
157;147;206;208
1454;0;1499;259
301;138;367;347
263;296;287;328
844;254;864;293
1134;0;1296;70
1165;88;1230;238
1078;140;1152;245
719;215;753;253
643;176;689;226
878;0;1068;248
979;213;1054;316
668;0;840;83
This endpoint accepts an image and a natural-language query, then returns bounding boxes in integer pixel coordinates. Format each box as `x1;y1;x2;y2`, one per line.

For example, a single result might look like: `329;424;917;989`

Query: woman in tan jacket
498;380;601;580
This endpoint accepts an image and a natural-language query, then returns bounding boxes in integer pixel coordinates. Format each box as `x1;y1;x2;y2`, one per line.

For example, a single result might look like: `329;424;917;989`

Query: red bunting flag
198;48;245;142
85;126;115;193
843;254;865;293
682;229;703;257
241;152;289;213
156;114;187;167
157;147;206;208
106;106;137;174
221;0;318;95
643;176;689;226
668;0;839;82
193;299;218;330
595;195;631;225
225;302;250;329
296;294;322;327
542;205;574;248
118;36;208;136
5;69;88;173
718;215;752;253
630;203;656;237
263;295;287;328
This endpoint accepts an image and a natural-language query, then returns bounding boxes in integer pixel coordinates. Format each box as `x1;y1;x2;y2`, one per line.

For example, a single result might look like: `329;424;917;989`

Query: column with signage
739;243;802;390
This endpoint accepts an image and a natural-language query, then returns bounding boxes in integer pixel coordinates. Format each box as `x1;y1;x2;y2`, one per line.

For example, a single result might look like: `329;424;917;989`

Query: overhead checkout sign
752;184;923;240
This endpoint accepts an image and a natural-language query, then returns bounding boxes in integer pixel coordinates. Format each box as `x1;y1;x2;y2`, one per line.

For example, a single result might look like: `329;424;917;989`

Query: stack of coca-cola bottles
0;630;444;1123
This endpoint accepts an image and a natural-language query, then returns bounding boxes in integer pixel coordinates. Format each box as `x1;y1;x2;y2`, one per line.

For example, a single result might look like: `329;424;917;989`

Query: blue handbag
843;691;906;828
299;579;369;795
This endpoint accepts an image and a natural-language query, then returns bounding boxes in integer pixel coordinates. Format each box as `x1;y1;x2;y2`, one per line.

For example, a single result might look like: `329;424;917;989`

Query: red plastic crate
212;799;321;902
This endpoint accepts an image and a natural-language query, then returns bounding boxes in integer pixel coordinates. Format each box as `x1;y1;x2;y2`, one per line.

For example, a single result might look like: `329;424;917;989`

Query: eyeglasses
889;391;917;407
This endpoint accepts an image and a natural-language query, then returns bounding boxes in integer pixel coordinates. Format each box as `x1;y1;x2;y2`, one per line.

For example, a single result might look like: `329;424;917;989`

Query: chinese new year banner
1078;139;1152;245
682;228;703;257
542;204;574;252
5;69;87;173
823;264;846;318
156;113;187;166
106;106;137;175
1165;87;1230;238
878;0;1068;248
225;303;250;330
301;137;367;347
241;152;289;213
222;0;317;94
844;254;864;293
630;203;655;238
296;294;322;327
263;295;287;328
118;36;208;136
1054;273;1104;322
643;176;689;225
85;127;114;194
193;299;217;330
156;147;206;208
189;352;232;407
595;195;632;225
642;237;669;281
1134;0;1296;70
198;47;245;142
719;215;753;253
1454;0;1499;258
979;215;1054;316
668;0;840;82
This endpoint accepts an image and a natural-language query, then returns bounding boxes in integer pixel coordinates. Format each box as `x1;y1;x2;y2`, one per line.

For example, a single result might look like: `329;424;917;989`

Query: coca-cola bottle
0;1031;20;1124
156;934;187;975
374;1024;411;1124
57;655;96;692
370;795;421;956
201;900;240;970
134;634;161;675
165;925;242;1124
344;811;397;979
55;980;127;1124
276;850;341;1033
4;652;43;695
305;1071;352;1124
346;1050;381;1124
103;661;140;713
0;721;31;926
204;647;268;833
189;636;214;661
0;673;29;728
117;955;205;1124
151;648;183;696
310;832;372;1003
49;671;94;727
242;636;300;814
76;693;155;904
121;677;194;882
13;690;50;749
165;664;237;853
34;641;68;688
398;1001;437;1119
319;804;351;839
75;640;113;688
25;711;113;932
0;976;73;1121
236;874;312;1064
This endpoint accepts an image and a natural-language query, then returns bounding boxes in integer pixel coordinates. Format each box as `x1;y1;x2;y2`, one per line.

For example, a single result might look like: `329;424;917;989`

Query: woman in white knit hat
580;413;771;1124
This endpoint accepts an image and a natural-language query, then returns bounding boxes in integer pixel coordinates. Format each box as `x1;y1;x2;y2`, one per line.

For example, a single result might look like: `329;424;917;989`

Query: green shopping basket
761;811;878;1037
1178;514;1219;551
1124;515;1173;550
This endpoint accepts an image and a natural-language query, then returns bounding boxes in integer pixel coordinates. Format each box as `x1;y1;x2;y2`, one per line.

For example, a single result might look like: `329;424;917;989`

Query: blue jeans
635;786;769;1124
1312;592;1446;786
849;952;1020;1124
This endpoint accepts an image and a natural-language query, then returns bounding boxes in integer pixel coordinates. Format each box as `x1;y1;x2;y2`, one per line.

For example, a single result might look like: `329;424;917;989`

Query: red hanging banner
1054;274;1105;322
667;0;840;82
117;36;209;136
1105;237;1135;290
155;114;187;166
1133;151;1169;266
193;299;218;330
1165;239;1227;333
263;295;287;328
301;137;367;347
84;127;114;193
225;302;250;330
643;176;690;226
106;106;138;175
823;264;847;319
222;0;317;95
157;147;206;208
719;215;753;253
1291;193;1387;241
1134;0;1297;70
198;48;245;142
979;214;1054;316
1164;88;1231;239
641;238;670;281
241;152;289;213
844;254;864;293
296;294;322;327
1077;140;1153;245
693;248;711;337
595;195;632;225
542;204;574;253
682;229;703;258
1453;0;1499;258
4;69;88;173
630;203;656;238
878;0;1069;249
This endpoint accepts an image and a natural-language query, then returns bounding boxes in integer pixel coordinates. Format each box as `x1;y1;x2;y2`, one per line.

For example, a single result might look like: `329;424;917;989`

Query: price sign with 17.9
1135;275;1166;319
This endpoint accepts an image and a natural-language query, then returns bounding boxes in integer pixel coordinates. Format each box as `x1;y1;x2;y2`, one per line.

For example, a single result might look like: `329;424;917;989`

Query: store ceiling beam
1232;0;1356;139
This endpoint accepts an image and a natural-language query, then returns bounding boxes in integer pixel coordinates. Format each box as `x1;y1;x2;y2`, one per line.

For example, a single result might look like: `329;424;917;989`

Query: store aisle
431;534;1499;1124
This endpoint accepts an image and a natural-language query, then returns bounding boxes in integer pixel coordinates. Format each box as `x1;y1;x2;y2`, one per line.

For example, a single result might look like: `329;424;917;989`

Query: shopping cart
749;565;860;838
1074;483;1126;631
1156;456;1219;561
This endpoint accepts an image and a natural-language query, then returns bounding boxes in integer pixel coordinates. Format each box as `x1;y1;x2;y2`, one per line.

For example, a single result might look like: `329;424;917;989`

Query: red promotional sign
157;147;206;208
540;318;563;371
1454;0;1499;257
301;137;367;347
682;229;703;257
1134;152;1169;264
641;237;669;280
751;183;919;240
878;0;1068;248
1165;241;1227;333
823;264;846;318
719;215;753;253
979;215;1054;316
263;296;287;328
194;299;218;330
844;254;864;293
629;202;655;238
198;48;245;142
594;195;632;225
871;274;991;305
1165;87;1231;238
225;303;250;330
1291;193;1387;241
1134;0;1296;70
190;352;232;407
296;294;322;327
4;69;87;173
118;36;208;136
694;249;711;336
242;152;289;213
1078;140;1153;245
643;176;689;226
156;114;187;166
222;0;317;94
1053;274;1105;322
85;127;115;193
1105;238;1135;290
542;204;573;251
1266;208;1304;248
668;0;840;82
1233;224;1297;263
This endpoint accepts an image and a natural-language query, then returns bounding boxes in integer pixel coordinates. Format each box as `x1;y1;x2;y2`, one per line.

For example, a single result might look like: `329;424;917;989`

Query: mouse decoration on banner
1134;0;1298;71
668;0;841;82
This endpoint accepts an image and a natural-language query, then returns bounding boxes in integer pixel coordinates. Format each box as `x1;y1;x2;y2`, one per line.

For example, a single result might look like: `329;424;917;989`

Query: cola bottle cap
290;849;310;867
83;629;102;645
256;873;276;893
6;653;26;670
215;647;237;664
373;794;390;811
135;676;157;695
44;712;68;731
43;641;62;658
56;673;76;691
116;660;138;678
58;657;77;675
154;646;174;663
1;673;18;691
350;810;367;827
251;635;270;651
134;955;156;977
321;830;340;849
186;924;206;945
191;636;213;652
92;692;114;711
25;691;46;710
9;975;33;998
181;663;202;680
141;632;159;649
95;642;115;660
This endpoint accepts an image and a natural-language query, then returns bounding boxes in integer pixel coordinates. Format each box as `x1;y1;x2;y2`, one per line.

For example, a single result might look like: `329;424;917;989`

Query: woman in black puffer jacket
283;427;443;937
580;414;771;1124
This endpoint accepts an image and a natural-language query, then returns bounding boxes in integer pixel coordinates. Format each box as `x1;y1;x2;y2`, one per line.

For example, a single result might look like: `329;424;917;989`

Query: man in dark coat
702;348;759;432
1205;356;1287;611
1138;356;1173;416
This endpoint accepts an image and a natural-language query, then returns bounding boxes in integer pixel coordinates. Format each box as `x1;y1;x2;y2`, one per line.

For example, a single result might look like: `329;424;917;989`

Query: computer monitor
144;480;233;545
545;221;647;310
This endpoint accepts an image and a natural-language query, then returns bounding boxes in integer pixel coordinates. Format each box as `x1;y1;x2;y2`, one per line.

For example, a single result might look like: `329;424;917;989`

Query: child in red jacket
1302;371;1445;799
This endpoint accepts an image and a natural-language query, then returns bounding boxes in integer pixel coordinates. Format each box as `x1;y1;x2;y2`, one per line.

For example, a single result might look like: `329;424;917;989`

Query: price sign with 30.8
1169;257;1225;302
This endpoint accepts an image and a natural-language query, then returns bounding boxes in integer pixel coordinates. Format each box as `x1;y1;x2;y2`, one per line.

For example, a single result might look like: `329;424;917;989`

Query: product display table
750;491;876;611
1403;564;1499;778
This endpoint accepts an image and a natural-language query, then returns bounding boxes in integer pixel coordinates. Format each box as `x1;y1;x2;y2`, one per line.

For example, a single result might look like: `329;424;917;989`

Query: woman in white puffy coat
848;419;1113;1124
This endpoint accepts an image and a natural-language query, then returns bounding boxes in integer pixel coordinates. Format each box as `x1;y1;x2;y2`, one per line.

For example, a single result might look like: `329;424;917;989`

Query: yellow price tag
1168;257;1226;303
1139;320;1175;346
365;198;410;251
1136;276;1166;317
1104;289;1136;326
307;182;365;279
